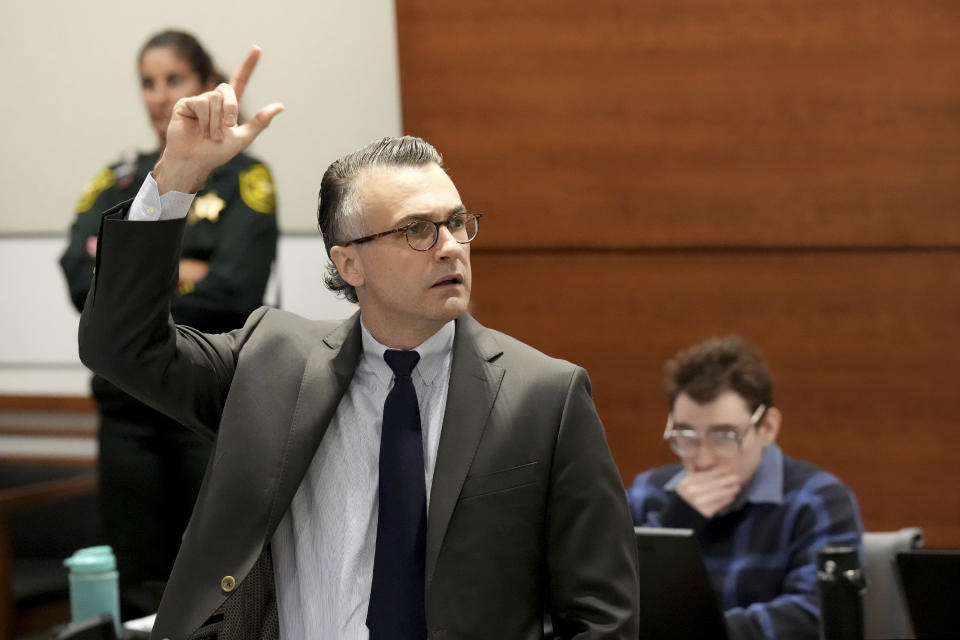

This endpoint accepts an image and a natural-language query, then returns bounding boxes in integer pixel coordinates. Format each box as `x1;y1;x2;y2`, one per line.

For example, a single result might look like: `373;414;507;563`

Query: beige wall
1;0;402;234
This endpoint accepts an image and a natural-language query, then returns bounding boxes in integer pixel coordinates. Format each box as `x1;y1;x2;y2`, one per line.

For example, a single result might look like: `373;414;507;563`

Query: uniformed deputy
59;30;278;619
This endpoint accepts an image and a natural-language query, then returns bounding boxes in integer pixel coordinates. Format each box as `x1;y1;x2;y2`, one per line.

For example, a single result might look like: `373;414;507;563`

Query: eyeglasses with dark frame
342;212;484;252
662;404;767;459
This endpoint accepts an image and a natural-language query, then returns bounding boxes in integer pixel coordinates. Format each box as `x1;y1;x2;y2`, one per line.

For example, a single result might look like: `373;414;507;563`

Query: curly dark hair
664;335;774;412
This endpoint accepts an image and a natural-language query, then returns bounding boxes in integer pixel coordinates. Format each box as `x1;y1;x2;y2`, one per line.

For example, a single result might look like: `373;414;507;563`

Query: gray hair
317;135;444;303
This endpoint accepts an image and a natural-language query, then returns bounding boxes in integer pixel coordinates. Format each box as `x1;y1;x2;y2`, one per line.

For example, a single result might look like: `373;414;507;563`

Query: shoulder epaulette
114;150;139;190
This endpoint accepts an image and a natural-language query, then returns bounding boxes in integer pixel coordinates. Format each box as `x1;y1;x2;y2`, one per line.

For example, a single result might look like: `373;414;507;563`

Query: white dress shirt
271;321;453;639
128;173;196;220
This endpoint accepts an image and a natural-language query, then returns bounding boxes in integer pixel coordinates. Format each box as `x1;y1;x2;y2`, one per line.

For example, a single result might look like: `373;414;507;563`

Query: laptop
634;526;729;640
895;549;960;639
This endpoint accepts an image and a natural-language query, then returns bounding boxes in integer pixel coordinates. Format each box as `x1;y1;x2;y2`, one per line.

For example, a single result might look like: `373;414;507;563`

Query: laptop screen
895;549;960;639
635;526;729;640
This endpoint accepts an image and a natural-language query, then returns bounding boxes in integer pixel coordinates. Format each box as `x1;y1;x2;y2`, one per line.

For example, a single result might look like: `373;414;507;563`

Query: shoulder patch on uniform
75;167;116;213
238;163;276;214
188;192;227;224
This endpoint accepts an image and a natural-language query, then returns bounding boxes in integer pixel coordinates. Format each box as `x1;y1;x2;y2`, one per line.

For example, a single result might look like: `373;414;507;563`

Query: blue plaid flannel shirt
628;444;863;640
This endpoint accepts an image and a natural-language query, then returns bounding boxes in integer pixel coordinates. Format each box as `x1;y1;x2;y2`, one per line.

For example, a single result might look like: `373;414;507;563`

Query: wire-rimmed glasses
343;212;483;251
663;404;767;458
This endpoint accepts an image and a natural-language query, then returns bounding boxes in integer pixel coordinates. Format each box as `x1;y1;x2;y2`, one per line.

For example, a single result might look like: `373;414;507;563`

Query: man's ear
759;406;782;445
330;245;364;288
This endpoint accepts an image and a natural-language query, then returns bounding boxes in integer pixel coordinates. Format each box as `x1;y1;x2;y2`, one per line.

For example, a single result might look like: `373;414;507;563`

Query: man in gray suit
79;47;639;639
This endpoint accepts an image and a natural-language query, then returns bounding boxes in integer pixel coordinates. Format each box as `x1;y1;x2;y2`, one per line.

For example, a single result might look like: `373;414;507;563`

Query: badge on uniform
188;192;227;225
238;164;276;214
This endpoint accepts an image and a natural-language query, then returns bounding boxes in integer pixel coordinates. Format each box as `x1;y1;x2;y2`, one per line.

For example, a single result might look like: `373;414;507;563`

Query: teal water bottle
63;545;122;638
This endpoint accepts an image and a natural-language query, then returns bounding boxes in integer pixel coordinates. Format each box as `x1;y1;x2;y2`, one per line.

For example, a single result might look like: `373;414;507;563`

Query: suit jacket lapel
425;314;505;585
158;313;363;640
266;312;363;531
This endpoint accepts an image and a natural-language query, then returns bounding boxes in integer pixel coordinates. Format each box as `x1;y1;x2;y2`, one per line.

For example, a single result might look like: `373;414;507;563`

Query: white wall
0;237;90;394
0;1;399;395
0;235;356;396
1;0;402;234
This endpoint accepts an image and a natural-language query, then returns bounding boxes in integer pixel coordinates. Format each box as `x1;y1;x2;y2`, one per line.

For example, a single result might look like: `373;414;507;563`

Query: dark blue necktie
367;349;427;640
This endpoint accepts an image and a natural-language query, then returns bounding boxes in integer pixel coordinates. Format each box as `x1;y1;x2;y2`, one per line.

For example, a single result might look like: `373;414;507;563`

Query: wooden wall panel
397;0;960;249
396;0;960;548
469;250;960;547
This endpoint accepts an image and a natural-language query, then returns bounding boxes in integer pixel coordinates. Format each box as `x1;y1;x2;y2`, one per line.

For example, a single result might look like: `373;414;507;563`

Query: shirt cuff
127;173;196;221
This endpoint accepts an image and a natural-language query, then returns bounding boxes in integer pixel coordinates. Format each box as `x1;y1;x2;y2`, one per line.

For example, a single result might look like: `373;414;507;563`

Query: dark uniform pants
95;379;212;618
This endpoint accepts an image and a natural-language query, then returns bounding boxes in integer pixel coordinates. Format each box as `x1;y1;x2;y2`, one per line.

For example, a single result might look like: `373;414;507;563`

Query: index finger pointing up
230;45;262;102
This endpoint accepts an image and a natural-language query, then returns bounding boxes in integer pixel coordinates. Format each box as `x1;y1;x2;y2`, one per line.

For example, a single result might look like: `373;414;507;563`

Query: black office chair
861;527;924;640
0;463;101;637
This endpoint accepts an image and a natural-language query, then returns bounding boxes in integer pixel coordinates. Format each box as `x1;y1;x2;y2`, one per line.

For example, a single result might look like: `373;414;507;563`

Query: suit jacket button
221;575;237;592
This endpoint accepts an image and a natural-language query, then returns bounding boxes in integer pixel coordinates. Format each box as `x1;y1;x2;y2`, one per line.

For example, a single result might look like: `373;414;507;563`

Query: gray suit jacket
79;208;639;640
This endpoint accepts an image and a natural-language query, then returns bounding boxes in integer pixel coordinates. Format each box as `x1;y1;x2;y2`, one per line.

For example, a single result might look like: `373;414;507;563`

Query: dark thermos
817;546;865;640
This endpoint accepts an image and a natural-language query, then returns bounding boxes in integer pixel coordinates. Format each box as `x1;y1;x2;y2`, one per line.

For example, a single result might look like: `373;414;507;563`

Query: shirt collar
359;318;455;389
665;442;784;508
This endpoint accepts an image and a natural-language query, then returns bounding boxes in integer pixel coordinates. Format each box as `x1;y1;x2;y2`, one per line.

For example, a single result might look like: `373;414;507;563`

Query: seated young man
628;336;863;640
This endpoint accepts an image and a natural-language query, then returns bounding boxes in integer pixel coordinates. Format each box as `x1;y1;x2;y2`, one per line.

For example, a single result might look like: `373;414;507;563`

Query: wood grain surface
397;0;960;545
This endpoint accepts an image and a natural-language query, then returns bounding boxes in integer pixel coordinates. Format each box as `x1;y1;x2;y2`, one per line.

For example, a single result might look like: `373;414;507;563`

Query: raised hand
155;46;283;194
